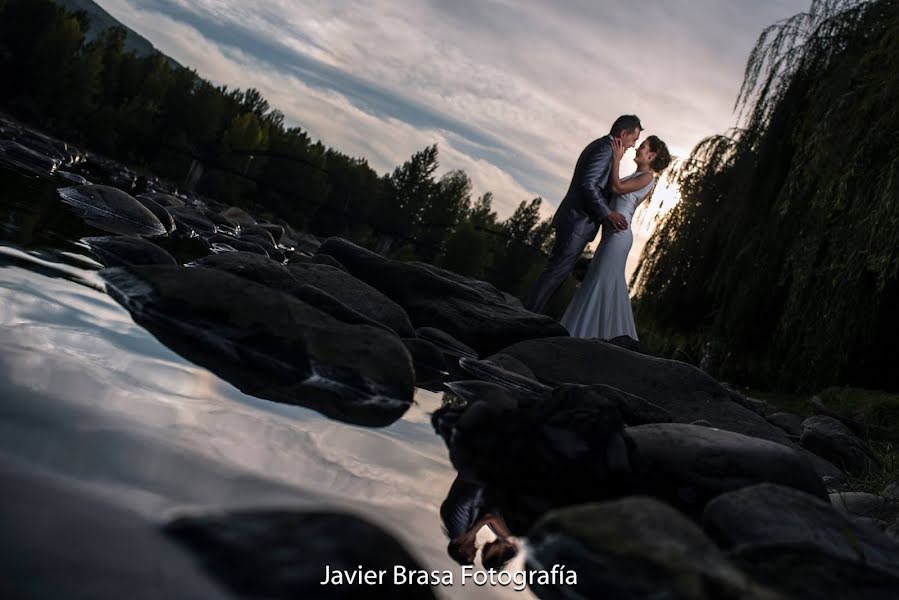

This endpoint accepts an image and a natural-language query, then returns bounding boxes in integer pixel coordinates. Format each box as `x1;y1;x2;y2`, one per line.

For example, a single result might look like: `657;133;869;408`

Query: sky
93;0;811;275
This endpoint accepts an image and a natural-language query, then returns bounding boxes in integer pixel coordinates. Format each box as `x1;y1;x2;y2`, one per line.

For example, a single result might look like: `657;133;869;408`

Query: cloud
95;0;810;225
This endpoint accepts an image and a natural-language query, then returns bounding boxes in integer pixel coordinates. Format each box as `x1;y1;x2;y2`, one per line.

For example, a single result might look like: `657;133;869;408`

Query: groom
524;115;643;313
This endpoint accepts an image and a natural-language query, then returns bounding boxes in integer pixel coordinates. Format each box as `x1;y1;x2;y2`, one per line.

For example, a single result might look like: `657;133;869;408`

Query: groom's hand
607;211;628;230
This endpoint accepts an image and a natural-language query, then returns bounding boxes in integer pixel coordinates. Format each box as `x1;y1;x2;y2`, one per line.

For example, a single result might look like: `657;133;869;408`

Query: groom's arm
578;141;614;222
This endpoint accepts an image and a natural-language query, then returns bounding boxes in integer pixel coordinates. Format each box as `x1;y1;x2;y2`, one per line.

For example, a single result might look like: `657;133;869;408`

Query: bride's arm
608;138;653;194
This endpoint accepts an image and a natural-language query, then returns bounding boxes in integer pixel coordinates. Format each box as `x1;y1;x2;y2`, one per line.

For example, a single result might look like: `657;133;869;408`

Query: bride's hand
611;137;625;159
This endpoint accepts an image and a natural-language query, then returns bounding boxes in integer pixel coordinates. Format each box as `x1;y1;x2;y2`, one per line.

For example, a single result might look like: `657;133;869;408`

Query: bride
559;134;672;341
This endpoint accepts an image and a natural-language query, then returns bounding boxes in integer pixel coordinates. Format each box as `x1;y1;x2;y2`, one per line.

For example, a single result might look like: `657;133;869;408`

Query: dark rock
287;262;415;338
133;195;175;233
101;265;415;426
703;483;899;598
830;492;899;523
57;185;167;237
202;233;269;256
416;327;478;359
767;412;805;437
83;236;177;268
603;335;653;356
800;415;880;474
796;447;849;491
55;170;89;185
557;384;672;425
164;510;435;600
0;139;59;176
255;223;284;244
289;252;347;272
137;192;185;208
318;238;568;355
402;338;447;385
220;206;256;226
484;353;536;380
457;357;552;397
189;252;393;334
239;224;277;246
167;207;217;235
527;497;781;600
626;423;829;514
494;336;791;444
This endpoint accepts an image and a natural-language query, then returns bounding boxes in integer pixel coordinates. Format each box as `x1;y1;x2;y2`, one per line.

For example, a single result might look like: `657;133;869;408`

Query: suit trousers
524;222;596;314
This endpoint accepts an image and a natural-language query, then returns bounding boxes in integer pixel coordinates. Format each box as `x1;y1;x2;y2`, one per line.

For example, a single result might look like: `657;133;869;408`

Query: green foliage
634;0;899;391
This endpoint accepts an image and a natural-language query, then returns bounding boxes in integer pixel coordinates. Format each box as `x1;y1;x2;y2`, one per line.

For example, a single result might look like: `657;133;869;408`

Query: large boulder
703;483;899;599
57;184;166;237
101;265;415;426
526;497;782;600
165;510;435;600
626;423;828;515
800;415;881;475
287;262;415;337
318;238;567;355
493;336;791;444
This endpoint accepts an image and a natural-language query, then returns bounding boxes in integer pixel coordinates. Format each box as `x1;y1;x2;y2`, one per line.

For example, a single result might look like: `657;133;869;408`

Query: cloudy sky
93;0;809;270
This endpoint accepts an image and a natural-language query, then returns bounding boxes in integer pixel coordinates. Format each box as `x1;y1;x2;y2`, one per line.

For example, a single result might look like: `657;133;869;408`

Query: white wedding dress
560;171;655;340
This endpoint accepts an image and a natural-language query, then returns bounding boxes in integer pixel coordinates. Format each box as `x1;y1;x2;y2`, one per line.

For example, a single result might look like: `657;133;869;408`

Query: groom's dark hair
610;115;642;136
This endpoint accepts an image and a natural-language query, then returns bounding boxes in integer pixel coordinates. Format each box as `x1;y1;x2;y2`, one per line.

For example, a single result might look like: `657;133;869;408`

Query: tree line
632;0;897;391
0;0;578;313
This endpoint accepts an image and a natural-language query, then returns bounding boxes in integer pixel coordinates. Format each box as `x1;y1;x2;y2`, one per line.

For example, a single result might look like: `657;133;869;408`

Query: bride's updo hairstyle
646;136;672;173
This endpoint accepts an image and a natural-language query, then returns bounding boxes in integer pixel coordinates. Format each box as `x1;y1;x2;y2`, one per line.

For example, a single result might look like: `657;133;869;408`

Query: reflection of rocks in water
165;510;436;599
318;237;568;356
83;236;177;268
102;265;415;426
57;184;167;237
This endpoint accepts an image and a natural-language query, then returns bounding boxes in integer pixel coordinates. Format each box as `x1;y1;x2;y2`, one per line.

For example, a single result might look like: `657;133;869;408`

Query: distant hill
52;0;182;68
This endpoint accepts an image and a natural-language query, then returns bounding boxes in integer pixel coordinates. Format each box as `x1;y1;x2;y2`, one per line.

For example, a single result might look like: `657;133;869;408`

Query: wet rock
318;238;567;355
102;265;415;426
456;357;552;397
202;233;269;256
137;192;185;208
57;184;167;237
133;195;176;233
483;353;536;380
416;327;478;359
287;262;415;337
527;498;782;600
800;415;880;475
189;252;393;334
220;206;256;227
83;236;177;268
626;423;828;515
494;336;791;445
402;337;447;385
56;170;90;185
703;483;899;599
0;139;59;176
766;412;805;437
255;222;284;245
167;207;217;235
165;510;435;600
239;224;276;246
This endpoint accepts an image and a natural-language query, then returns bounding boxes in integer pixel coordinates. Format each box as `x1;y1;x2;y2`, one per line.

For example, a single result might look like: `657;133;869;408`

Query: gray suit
525;135;615;313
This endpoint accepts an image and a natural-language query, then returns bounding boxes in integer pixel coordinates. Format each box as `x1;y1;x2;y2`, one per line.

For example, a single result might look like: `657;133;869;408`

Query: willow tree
632;0;898;391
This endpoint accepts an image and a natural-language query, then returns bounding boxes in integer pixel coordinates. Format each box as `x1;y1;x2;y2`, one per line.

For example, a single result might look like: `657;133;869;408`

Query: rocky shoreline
2;116;898;599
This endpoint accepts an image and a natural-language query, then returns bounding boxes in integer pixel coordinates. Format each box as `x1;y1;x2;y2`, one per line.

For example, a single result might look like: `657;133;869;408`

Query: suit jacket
551;135;614;239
